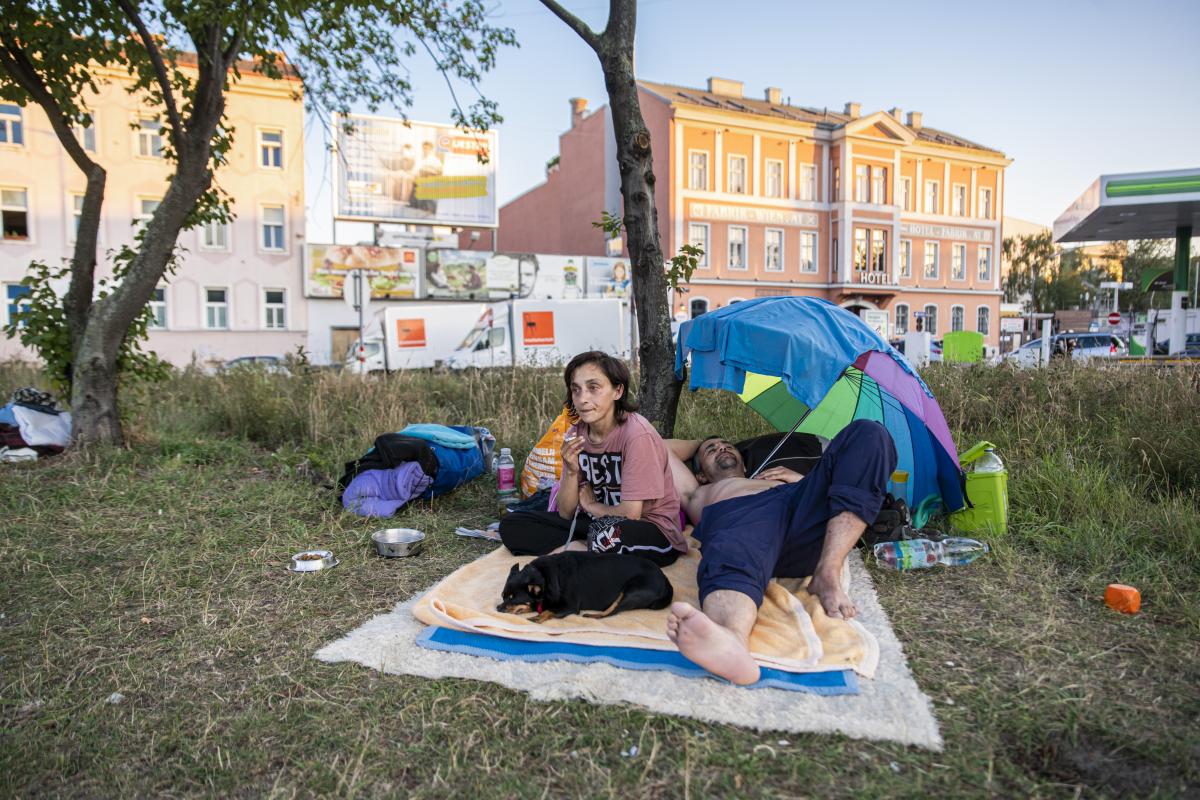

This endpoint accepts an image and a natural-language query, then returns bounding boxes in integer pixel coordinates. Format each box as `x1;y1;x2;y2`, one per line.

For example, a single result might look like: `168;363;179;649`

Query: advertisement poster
585;256;631;298
523;254;585;299
423;249;524;300
305;244;420;299
334;114;498;227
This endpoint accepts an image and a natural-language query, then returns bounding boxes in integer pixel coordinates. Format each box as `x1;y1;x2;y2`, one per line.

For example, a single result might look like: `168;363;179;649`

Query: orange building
499;78;1012;349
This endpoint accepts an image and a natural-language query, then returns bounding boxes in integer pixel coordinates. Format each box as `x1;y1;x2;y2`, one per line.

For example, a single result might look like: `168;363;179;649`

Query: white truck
446;298;632;369
345;303;487;373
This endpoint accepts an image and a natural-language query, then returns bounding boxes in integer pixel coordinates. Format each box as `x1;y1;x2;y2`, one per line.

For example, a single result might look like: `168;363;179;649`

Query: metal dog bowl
371;528;426;558
289;550;339;572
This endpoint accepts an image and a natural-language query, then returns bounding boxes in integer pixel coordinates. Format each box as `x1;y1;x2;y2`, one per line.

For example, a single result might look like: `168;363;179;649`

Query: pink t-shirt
574;412;685;551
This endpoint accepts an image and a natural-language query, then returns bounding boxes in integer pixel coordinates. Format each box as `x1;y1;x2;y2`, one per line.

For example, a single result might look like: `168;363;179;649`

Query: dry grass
1;359;1197;797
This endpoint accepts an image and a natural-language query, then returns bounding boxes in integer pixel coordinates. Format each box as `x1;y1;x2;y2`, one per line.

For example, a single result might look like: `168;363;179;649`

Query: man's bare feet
806;570;857;619
666;602;761;685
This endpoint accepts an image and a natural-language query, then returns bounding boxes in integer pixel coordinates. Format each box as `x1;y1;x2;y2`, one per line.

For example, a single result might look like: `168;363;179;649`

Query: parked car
887;337;942;363
1154;333;1200;355
221;355;290;374
1005;333;1126;367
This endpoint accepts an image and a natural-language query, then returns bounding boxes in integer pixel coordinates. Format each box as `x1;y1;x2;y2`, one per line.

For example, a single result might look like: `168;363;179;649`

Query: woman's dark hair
563;350;638;423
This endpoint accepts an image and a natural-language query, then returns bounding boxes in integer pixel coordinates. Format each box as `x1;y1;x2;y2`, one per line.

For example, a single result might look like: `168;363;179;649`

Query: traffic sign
1108;312;1121;326
1099;281;1133;290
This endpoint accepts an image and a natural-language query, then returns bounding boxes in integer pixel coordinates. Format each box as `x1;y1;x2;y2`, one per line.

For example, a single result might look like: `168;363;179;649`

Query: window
952;184;967;216
976;306;990;335
924;180;940;215
263;289;286;329
871;167;887;204
923;241;939;278
923;304;938;335
260;205;285;251
951;305;965;332
894;303;909;335
137;117;163;158
6;283;31;327
978;187;993;219
0;104;23;146
74;120;96;153
978;245;992;281
833;167;840;201
688;222;710;267
900;176;912;211
204;288;228;329
854;228;869;270
871;229;888;272
799;164;816;201
854;165;869;203
689;298;708;318
149;288;167;329
727;155;746;194
727;225;747;269
900;239;912;277
688;151;708;190
952;243;966;280
800;232;817;273
69;193;84;241
258;129;283;169
764;228;783;272
1;188;30;241
135;197;160;231
201;220;229;250
832;237;838;277
764;159;783;198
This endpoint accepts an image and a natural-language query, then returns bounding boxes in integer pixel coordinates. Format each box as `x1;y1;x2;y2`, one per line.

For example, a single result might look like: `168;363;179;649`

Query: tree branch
114;0;185;153
537;0;601;52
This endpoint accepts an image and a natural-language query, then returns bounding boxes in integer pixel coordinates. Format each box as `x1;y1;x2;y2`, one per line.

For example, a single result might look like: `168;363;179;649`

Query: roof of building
638;80;1002;155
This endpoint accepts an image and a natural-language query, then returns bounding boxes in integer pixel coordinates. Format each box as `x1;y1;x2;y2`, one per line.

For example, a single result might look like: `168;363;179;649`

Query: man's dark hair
563;351;638;423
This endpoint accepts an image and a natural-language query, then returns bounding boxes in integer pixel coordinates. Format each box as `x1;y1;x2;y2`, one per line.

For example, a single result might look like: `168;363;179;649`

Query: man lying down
662;420;897;685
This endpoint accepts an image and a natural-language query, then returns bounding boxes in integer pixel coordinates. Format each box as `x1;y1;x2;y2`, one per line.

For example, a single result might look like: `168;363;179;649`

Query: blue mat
416;625;858;695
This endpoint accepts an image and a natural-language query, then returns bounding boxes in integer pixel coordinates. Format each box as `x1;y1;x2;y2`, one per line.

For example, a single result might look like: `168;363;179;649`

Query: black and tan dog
497;552;674;623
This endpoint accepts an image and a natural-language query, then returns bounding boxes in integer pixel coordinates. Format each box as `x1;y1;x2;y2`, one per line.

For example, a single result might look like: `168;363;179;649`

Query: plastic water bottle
873;537;990;571
496;448;517;511
974;448;1004;473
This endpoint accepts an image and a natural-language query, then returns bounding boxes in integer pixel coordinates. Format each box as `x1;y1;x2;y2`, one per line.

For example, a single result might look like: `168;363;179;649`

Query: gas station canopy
1053;168;1200;243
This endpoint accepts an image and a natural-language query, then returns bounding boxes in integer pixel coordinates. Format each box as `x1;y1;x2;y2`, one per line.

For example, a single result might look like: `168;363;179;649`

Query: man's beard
709;452;745;480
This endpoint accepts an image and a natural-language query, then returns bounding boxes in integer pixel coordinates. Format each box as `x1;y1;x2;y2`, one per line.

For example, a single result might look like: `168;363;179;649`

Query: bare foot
807;570;857;619
666;602;760;685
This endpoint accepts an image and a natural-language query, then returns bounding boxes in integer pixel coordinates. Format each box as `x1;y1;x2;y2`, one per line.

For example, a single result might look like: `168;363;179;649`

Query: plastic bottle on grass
496;448;517;513
873;537;989;571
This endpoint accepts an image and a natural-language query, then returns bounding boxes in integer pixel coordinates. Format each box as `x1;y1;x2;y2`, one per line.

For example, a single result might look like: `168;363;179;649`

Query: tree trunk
70;335;123;446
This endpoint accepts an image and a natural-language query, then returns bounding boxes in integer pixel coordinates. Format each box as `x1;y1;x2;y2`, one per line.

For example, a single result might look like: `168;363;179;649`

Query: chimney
569;97;588;127
843;102;861;119
889;106;903;122
906;110;923;129
765;87;782;105
706;77;744;98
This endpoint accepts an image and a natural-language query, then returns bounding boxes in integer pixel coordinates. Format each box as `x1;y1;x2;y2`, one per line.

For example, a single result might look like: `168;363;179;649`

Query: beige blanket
413;542;880;677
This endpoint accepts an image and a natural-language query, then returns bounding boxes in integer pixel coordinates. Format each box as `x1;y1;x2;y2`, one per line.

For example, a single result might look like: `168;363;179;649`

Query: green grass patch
1;360;1197;797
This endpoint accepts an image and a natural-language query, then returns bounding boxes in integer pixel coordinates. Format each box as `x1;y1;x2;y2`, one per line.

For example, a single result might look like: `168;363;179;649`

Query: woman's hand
756;466;804;484
560;431;585;479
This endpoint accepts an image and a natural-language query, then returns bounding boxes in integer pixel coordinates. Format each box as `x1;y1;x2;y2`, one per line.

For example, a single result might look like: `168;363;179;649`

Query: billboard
522;255;585;299
334;114;498;227
305;244;421;299
585;257;631;299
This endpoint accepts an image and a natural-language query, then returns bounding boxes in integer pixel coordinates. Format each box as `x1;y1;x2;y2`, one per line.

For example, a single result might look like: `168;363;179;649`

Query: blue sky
304;0;1200;243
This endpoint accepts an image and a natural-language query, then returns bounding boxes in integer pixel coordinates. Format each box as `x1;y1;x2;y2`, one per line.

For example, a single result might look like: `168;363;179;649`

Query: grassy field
1;361;1197;798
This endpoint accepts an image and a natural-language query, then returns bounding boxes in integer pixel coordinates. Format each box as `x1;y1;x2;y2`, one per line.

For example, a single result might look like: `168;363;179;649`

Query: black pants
499;510;680;567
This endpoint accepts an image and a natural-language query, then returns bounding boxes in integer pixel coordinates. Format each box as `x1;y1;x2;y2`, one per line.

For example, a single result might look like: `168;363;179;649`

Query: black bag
861;493;917;548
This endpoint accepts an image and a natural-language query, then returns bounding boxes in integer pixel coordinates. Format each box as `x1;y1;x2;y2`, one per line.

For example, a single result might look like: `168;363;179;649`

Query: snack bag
520;406;576;498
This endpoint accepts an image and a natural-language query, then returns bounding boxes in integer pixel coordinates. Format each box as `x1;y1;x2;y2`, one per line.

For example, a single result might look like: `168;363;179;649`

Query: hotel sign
853;270;898;286
900;222;994;243
690;203;818;227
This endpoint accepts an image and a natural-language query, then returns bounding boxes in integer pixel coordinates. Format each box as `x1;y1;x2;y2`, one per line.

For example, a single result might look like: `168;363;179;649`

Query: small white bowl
289;550;339;572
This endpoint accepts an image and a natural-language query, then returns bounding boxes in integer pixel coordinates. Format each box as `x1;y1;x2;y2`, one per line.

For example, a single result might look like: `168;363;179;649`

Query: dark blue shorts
693;420;897;607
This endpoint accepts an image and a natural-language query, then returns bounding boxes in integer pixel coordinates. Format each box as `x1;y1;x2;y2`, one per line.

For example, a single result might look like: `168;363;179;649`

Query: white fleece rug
315;551;942;750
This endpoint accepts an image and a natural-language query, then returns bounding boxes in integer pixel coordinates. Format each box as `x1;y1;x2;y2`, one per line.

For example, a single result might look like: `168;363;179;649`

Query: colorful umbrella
675;297;964;526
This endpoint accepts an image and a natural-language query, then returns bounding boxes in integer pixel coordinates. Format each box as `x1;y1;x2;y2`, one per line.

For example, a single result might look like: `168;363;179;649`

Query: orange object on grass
1104;584;1141;614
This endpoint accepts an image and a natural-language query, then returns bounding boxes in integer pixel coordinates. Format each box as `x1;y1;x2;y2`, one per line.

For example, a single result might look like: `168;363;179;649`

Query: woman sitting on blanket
498;351;684;567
